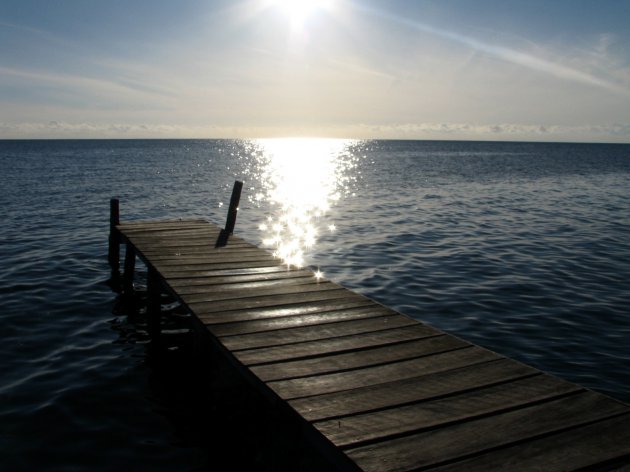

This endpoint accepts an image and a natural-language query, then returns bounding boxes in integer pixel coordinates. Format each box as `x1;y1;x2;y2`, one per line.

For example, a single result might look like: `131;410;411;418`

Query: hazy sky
1;0;629;141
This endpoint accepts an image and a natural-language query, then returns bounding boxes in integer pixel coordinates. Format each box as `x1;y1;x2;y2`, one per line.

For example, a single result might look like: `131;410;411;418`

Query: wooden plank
251;335;468;382
158;259;285;275
140;244;255;256
123;228;220;239
117;219;208;230
152;254;279;270
217;313;417;351
124;232;222;243
119;221;216;231
135;234;251;245
130;237;232;250
189;289;365;316
290;359;538;422
143;250;274;264
180;280;343;304
235;324;440;366
203;298;379;326
200;298;383;326
210;305;391;337
166;266;304;282
141;238;258;249
171;274;319;295
118;218;207;224
149;247;275;260
316;374;582;448
145;243;269;253
268;346;501;400
345;391;628;472
428;413;630;471
136;239;252;249
122;231;214;239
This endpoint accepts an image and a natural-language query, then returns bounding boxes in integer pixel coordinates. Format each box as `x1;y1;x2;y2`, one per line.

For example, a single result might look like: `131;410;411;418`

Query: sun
270;0;332;30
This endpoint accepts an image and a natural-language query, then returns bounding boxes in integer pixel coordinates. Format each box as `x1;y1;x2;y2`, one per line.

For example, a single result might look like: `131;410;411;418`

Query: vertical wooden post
147;266;161;341
108;198;120;271
123;242;136;296
224;180;243;236
216;180;243;247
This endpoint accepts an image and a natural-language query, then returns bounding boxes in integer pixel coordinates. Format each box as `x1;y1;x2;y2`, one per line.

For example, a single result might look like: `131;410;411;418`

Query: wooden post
108;198;120;271
215;180;243;247
224;180;243;235
147;266;161;341
123;242;136;296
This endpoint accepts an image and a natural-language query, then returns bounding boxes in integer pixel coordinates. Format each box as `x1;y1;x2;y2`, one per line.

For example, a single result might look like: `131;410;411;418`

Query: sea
1;138;629;470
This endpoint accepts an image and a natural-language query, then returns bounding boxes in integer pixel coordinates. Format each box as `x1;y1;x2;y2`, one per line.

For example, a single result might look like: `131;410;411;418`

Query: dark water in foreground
1;139;629;470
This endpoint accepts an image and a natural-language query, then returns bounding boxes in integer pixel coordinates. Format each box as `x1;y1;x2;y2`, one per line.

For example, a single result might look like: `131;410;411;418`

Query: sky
1;0;629;142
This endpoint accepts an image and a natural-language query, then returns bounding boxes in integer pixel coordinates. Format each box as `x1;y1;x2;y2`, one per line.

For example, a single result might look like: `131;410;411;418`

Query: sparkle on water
248;137;358;270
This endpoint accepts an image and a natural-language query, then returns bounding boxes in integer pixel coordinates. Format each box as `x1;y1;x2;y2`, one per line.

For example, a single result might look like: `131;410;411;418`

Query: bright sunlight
250;138;359;269
269;0;333;30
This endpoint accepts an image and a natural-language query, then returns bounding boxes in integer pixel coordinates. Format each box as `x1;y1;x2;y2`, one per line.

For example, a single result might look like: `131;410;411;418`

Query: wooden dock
109;190;630;471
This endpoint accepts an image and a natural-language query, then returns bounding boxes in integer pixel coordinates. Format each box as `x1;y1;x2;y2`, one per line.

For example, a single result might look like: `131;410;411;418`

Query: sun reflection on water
246;137;360;269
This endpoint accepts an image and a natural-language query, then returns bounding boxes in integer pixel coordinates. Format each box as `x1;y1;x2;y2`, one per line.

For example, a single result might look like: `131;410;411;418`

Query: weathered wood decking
113;216;630;471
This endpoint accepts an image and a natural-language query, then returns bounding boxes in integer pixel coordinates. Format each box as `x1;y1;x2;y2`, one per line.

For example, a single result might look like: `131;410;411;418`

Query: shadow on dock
112;289;332;471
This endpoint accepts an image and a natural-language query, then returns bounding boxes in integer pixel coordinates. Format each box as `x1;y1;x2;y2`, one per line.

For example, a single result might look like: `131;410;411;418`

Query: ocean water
1;138;629;470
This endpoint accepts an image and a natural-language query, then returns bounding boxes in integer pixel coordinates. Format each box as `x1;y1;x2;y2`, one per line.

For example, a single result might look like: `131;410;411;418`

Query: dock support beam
108;198;121;290
147;266;162;342
123;242;136;296
216;180;243;247
108;198;120;270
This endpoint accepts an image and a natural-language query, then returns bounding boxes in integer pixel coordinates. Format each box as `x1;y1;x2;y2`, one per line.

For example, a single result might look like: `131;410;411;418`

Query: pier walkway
109;196;630;471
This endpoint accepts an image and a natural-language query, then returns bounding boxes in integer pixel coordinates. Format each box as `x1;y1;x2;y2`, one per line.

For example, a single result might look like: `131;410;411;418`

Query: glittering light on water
247;137;359;269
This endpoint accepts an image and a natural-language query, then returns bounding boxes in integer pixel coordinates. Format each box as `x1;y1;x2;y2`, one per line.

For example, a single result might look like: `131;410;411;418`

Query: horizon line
1;136;628;145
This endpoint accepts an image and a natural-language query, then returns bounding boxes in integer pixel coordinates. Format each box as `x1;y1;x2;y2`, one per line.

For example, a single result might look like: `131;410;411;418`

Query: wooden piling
108;198;120;272
216;180;243;247
123;242;136;296
147;266;161;341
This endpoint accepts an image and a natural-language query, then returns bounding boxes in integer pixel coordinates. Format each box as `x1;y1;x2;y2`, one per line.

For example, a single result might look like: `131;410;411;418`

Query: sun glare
248;137;359;269
270;0;332;30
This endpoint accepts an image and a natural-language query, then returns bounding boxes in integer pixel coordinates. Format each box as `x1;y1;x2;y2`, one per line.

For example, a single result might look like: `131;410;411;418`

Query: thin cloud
2;120;628;143
341;122;630;142
0;66;175;106
354;3;630;97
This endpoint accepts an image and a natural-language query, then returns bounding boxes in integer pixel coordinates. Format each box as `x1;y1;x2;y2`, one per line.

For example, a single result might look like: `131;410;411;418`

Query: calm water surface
1;139;629;470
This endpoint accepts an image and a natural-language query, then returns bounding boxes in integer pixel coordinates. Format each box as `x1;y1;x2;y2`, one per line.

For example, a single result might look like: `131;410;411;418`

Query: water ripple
1;139;629;470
